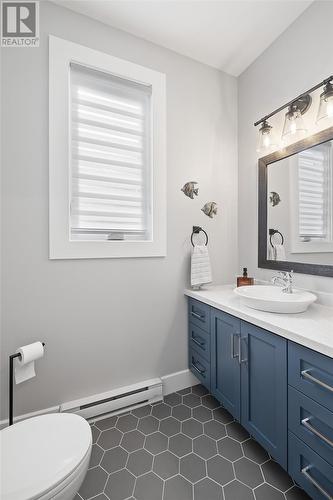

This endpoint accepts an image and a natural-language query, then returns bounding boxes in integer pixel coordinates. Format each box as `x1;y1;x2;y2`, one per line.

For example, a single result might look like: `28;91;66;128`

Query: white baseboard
0;368;199;428
161;369;199;395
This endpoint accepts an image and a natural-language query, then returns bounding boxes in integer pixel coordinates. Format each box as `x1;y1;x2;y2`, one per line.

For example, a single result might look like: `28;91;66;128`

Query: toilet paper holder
9;342;46;426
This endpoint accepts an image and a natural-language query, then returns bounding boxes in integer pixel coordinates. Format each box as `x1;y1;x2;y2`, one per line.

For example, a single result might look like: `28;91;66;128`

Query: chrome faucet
272;270;293;294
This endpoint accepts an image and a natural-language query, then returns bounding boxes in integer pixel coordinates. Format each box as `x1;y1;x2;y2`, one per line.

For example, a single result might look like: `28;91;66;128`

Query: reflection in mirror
267;139;333;265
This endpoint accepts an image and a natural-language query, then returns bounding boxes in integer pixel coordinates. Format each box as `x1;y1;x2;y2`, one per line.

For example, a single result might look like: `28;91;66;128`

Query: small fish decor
269;191;281;207
201;202;218;218
181;181;199;199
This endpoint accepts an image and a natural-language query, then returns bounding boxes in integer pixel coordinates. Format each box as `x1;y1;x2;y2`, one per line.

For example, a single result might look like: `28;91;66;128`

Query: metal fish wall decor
201;202;218;218
269;191;281;207
181;182;199;199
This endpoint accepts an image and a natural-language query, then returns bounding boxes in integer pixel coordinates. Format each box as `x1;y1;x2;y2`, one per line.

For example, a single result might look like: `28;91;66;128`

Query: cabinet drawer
189;323;210;361
188;298;210;333
289;342;333;413
189;346;211;390
289;386;333;466
288;432;333;500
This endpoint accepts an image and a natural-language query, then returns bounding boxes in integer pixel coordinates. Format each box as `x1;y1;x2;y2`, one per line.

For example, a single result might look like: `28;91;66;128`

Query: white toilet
1;413;92;500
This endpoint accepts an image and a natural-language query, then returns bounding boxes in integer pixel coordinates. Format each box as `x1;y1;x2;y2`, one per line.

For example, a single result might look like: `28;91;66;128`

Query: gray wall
238;0;333;292
0;1;238;418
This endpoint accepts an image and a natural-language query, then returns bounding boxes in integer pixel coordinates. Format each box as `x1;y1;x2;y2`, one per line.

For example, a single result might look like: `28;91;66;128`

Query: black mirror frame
258;125;333;278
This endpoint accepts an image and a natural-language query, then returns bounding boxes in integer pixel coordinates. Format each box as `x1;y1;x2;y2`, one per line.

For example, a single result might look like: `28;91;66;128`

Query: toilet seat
1;413;92;500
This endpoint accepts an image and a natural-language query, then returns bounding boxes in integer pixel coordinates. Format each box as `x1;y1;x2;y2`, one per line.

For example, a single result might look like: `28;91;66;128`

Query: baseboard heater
60;378;163;420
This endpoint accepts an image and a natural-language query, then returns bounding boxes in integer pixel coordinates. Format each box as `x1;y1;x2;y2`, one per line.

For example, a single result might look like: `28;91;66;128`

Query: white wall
0;1;238;419
238;0;333;292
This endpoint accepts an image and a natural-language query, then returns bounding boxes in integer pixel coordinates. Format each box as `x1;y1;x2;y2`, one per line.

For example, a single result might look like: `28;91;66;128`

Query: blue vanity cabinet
188;298;210;333
210;309;241;420
190;346;211;389
188;296;333;496
288;433;333;500
189;322;210;362
188;299;212;391
288;342;333;498
288;342;333;413
240;321;288;468
188;298;287;466
288;386;333;467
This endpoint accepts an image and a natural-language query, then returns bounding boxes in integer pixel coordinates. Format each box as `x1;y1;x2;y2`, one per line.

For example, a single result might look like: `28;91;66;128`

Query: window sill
49;239;166;259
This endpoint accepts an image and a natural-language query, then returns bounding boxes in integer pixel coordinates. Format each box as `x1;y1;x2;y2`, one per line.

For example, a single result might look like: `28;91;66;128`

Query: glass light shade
316;83;333;124
282;106;307;141
256;121;277;154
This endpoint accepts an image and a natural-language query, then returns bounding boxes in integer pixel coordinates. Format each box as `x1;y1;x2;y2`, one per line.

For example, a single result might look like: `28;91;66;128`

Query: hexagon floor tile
120;429;145;452
78;385;310;500
152;403;172;420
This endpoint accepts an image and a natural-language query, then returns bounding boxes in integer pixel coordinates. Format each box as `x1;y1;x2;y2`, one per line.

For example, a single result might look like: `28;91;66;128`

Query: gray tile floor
76;385;311;500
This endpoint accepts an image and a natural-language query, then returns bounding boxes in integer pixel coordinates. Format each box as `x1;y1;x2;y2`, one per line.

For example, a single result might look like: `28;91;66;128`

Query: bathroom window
49;36;166;259
70;64;152;242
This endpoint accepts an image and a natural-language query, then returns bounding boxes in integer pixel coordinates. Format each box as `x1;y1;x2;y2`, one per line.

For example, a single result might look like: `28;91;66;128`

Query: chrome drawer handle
230;333;240;360
301;466;333;499
301;370;333;393
240;337;248;364
191;311;204;320
191;360;206;377
192;337;205;348
301;418;333;448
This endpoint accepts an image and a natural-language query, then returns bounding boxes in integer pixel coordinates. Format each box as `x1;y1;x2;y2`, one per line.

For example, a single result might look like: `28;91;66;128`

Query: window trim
49;36;166;259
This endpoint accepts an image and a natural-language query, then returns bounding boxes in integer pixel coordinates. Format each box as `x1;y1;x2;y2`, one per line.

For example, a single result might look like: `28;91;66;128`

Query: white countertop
185;285;333;359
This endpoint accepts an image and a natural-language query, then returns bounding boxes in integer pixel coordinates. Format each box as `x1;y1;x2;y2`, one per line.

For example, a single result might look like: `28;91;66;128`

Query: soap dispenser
237;268;254;287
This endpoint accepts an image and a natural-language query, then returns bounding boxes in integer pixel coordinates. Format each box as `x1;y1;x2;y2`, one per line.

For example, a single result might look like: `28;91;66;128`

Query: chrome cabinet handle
231;333;240;360
301;370;333;393
192;337;205;348
301;417;333;448
301;466;333;499
240;337;248;364
191;311;204;320
191;361;206;377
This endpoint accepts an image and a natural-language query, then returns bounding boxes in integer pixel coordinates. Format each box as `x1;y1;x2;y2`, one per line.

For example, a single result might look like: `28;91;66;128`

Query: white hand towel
191;244;212;288
274;244;286;261
268;246;275;260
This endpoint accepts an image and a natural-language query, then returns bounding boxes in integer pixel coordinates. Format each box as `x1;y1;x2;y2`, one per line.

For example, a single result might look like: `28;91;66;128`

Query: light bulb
290;121;297;134
327;101;333;117
263;134;271;147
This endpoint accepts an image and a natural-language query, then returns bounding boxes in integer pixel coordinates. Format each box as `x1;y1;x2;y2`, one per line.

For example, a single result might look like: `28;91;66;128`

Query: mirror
258;126;333;277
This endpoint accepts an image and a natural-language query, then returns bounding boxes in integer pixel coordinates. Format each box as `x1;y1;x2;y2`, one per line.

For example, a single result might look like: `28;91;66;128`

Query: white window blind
70;63;152;241
298;143;332;241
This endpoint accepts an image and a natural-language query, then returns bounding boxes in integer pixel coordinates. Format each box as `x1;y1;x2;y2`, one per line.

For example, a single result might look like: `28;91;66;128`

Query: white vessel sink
234;285;317;313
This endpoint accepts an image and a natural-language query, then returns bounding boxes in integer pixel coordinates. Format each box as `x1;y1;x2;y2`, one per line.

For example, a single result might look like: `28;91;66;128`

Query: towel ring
191;226;208;247
269;228;284;247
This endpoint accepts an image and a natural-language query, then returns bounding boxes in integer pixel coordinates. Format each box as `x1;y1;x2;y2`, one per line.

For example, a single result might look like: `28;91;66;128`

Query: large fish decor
201;202;218;218
181;181;199;199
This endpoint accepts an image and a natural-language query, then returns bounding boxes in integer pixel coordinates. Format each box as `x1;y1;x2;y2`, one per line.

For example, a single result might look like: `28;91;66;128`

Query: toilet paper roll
15;342;45;384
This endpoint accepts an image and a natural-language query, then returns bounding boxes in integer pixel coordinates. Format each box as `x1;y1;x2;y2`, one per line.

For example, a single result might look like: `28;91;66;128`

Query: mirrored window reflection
297;144;332;244
267;140;333;265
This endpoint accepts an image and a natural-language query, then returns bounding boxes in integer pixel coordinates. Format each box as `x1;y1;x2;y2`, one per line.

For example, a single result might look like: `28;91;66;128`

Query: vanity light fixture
316;80;333;124
256;120;277;154
254;75;333;151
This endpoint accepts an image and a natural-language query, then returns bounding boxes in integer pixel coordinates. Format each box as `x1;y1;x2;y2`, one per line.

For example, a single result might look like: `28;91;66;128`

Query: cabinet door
241;322;287;468
211;309;241;420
